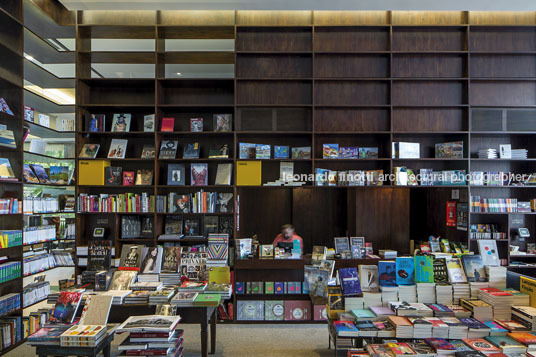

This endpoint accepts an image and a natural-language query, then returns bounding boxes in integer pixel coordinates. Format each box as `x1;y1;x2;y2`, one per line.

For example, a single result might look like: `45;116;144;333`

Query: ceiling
58;0;536;11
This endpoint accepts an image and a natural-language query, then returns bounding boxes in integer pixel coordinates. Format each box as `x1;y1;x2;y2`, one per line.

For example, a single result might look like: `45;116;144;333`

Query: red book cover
461;338;501;353
161;117;175;132
228;302;234;321
123;171;135;186
446;201;456;227
284;300;310;321
314;305;327;321
508;332;536;344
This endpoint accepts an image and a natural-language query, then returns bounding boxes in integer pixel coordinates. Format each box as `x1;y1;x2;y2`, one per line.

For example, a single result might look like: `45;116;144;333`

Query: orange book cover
508;332;536;344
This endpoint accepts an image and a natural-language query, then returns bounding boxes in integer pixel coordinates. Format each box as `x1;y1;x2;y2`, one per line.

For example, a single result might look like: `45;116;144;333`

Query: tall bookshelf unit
74;10;536;322
0;0;25;352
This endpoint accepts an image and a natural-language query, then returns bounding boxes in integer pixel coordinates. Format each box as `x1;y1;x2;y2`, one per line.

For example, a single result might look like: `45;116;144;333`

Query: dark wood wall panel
392;54;466;78
313;27;389;52
86;86;155;105
470;81;536;106
292;188;347;253
471;55;536;78
159;80;234;105
315;81;390;106
236;54;312;78
314;108;390;132
470;27;536;52
392;81;466;106
347;188;410;254
314;54;389;78
393;108;467;132
237;107;311;131
236;80;312;105
236;27;312;52
392;28;466;51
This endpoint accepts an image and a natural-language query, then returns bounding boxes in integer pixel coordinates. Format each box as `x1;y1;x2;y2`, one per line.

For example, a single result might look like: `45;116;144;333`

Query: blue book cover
414;255;434;283
274;146;289;159
378;261;397;287
302;281;309;294
396;257;415;285
338;267;362;296
235;282;244;295
339;147;358;159
274;282;285;294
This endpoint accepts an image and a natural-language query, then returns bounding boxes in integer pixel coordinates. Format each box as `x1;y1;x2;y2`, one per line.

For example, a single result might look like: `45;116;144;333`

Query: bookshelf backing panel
315;81;390;106
392;27;467;51
158;80;234;106
237;107;311;132
393;81;466;106
236;80;312;105
235;27;312;52
470;81;536;106
236;54;312;78
313;27;389;52
392;54;467;78
469;27;536;52
507;109;536;131
393;108;467;132
471;55;536;78
314;54;389;78
314;108;390;132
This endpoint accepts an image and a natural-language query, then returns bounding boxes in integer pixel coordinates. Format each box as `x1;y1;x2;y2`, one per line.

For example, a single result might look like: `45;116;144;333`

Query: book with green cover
414;255;434;283
485;335;526;352
351;309;377;320
194;293;221;306
265;282;274;294
265;300;285;321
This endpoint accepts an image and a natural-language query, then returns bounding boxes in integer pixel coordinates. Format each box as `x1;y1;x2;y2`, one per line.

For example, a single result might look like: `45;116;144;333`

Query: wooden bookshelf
73;10;536;322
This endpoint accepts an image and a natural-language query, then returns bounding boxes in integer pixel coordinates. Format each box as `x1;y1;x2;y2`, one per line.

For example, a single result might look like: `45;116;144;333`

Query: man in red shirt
272;224;304;251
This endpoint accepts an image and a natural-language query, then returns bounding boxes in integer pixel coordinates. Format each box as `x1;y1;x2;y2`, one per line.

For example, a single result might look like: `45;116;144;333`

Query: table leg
201;311;209;357
210;308;216;354
103;342;112;357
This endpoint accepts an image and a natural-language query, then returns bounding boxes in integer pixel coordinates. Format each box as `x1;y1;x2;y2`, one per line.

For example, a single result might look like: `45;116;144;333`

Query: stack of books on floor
117;315;183;357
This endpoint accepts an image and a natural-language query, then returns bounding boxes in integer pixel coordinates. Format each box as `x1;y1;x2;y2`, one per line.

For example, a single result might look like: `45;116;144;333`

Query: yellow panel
159;10;235;26
392;11;468;25
79;10;156;25
469;11;536;25
520;276;536;307
236;161;262;186
209;267;231;284
236;11;312;26
313;11;389;26
78;160;110;186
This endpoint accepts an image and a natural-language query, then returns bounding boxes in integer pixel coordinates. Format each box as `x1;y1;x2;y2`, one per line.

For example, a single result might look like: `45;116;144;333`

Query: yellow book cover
237;161;261;186
78;160;110;185
209;266;230;284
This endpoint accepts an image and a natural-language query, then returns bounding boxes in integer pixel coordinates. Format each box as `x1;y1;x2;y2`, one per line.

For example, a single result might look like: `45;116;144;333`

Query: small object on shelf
140;144;155;159
359;147;379;159
274;146;290;159
213;114;232;132
159;140;178;159
86;114;105;132
122;171;135;186
104;166;122;185
190;118;203;132
79;144;100;158
111;113;131;132
291;146;311;159
24;105;34;122
183;142;200;159
143;114;154;132
135;169;153;185
190;163;208;186
167;164;185;186
161;117;175;132
107;139;127;159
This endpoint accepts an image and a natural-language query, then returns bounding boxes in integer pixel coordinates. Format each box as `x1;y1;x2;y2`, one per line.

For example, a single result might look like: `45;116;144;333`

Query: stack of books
486;266;507;289
170;292;198;307
460;299;494;321
363;292;382;308
511;305;536;330
479;288;514;320
427;304;454;318
117;315;183;357
478;149;498;159
160;273;181;286
436;284;453;305
511;149;528;160
131;281;163;291
504;289;530;306
408;317;432;338
443;317;468;339
470;282;489;298
148;289;176;305
388;316;413;338
60;325;107;347
398;285;417;303
380;287;398;306
369;306;395;319
452;283;470;304
124;290;151;304
461;318;492;338
447;304;472;318
417;283;436;303
427;317;449;338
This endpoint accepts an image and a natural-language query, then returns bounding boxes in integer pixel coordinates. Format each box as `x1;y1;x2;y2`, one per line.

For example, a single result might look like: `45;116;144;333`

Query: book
184;218;200;235
323;144;339;159
117;315;181;333
24;106;34;122
215;163;232;185
183;143;200;159
139;247;163;274
79;295;113;325
237;161;261;186
203;216;219;234
0;158;15;180
107;139;128;159
123;171;135;186
414;255;434;283
339;267;362;296
190;163;208;186
190;118;203;132
284;300;310;321
359;265;379;292
478;240;500;266
86;114;105;132
237;301;264;320
164;216;183;234
88;239;112;271
159;141;178;159
161;117;175;132
30;164;51;184
208;144;229;159
111;113;131;132
109;270;137;290
396;257;415;285
435;141;464;159
49;166;69;184
161;247;182;273
378;261;397;287
167;164;186;186
256;144;271;159
333;321;359;337
461;255;487;282
447;258;468;283
291;146;311;159
23;164;39;183
51;291;84;324
141;145;155;159
0;98;13;116
334;237;349;254
79;144;100;158
119;244;144;271
274;146;290;159
0;130;16;149
433;258;449;283
143;114;155;132
105;166;122;185
359;147;379;159
213;114;232;132
135;169;153;185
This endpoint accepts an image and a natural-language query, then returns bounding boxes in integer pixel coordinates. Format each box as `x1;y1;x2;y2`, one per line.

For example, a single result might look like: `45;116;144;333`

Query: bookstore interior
5;0;536;356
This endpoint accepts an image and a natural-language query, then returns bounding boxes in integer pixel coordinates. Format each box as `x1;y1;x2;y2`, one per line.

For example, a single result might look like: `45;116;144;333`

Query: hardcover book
433;258;449;283
237;301;264;320
167;164;186;186
111;113;131;132
143;114;155;132
117;315;181;333
291;146;311;159
79;144;100;158
359;147;379;159
334;237;350;254
105;166;122;185
119;244;144;271
378;261;397;287
183;143;200;159
359;265;379;292
51;291;84;324
88;239;112;271
49;166;69;184
340;146;358;159
122;171;135;186
447;258;468;283
284;300;310;321
274;146;290;159
190;163;208;186
255;144;271;159
86;114;105;132
219;216;233;235
135;169;153;185
478;240;500;267
265;300;285;321
24;105;34;122
159;141;178;159
164;216;183;234
184;218;200;236
461;255;487;282
396;257;415;285
141;145;155;159
107;139;128;159
323;144;339;159
213;114;232;132
208;144;229;159
215;164;232;185
190;118;203;132
139;247;163;274
239;143;256;159
435;141;464;159
339;267;362;296
414;255;434;283
30;164;51;184
23;164;39;183
161;117;175;132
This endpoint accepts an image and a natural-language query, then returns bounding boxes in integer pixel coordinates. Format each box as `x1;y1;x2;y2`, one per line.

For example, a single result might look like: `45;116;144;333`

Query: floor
6;323;334;357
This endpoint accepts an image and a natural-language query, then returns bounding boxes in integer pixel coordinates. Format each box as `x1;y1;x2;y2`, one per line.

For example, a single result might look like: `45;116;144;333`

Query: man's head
281;224;295;240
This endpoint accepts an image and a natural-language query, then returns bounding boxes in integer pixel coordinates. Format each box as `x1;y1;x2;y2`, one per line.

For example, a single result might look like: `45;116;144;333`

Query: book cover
111;113;131;132
117;315;181;333
183;143;200;159
265;300;285;321
167;164;185;186
79;295;113;326
119;244;143;271
184;218;200;236
190;163;208;186
208;144;229;159
396;257;415;285
143;114;155;132
236;161;261;186
414;255;434;283
425;338;456;352
284;300;310;321
213;114;232;132
461;338;500;353
333;237;349;254
398;142;420;159
88;239;112;271
161;117;175;132
378;261;397;287
255;144;271;159
79;144;100;158
107;139;128;159
105;166;122;185
274;146;290;159
86;114;105;132
359;265;379;292
164;216;183;234
0;130;16;149
24;105;34;122
190;118;203;132
433;258;449;283
203;216;219;234
339;267;362;296
140;247;163;274
141;145;155;159
159;140;178;159
239;143;256;159
323;144;339;159
237;301;264;320
49;166;69;184
122;171;135;186
291;146;311;159
215;163;232;185
447;258;468;283
51;291;84;324
219;216;233;235
485;336;526;351
340;147;358;159
333;321;359;337
30;164;51;184
135;169;153;185
23;164;39;183
461;255;487;282
478;240;500;267
359;147;379;159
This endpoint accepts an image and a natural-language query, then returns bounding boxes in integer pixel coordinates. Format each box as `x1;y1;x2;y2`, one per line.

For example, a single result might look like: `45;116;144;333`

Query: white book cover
29;138;47;154
398;142;420;159
359;265;379;292
107;139;128;159
478;239;500;266
280;162;294;181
